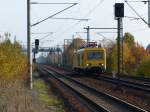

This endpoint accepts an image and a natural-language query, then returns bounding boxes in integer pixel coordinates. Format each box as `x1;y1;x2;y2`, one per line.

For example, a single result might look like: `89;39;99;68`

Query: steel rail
96;75;150;94
40;66;108;112
41;65;147;112
119;75;150;83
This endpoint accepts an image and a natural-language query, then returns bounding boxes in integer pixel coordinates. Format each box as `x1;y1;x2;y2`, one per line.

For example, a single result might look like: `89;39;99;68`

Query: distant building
147;44;150;50
146;44;150;53
0;35;4;42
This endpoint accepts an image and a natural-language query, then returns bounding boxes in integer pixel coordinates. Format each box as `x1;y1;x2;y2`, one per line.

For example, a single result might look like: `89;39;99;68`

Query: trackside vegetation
0;38;66;112
33;79;66;112
107;33;150;77
0;39;27;80
136;58;150;77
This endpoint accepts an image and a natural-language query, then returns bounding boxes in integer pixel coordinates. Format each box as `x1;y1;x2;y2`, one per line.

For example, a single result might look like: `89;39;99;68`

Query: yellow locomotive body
73;47;106;73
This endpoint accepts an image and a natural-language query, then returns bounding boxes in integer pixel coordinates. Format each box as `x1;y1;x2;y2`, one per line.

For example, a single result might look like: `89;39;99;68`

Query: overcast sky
0;0;150;48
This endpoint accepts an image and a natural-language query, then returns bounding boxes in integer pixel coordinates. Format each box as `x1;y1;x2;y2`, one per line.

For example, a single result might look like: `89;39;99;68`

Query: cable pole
117;18;124;76
115;3;124;77
87;26;90;43
84;27;117;43
120;18;124;74
57;44;59;66
148;0;150;27
117;18;121;76
27;0;32;89
84;26;90;43
33;52;36;62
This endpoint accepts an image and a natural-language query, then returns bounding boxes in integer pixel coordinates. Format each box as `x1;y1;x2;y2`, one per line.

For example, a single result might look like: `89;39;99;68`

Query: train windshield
87;52;103;60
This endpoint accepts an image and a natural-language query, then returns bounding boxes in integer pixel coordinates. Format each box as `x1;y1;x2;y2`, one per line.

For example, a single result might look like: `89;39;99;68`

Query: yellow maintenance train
72;42;106;73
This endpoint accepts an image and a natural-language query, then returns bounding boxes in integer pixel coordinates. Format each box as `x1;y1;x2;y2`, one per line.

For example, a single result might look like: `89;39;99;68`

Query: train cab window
87;52;103;60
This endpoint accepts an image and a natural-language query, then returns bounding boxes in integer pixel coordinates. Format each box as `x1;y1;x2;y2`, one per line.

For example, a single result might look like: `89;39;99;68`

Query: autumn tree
122;33;148;75
0;38;27;80
123;43;136;74
136;57;150;77
124;32;135;46
107;32;149;76
63;38;86;67
105;41;116;73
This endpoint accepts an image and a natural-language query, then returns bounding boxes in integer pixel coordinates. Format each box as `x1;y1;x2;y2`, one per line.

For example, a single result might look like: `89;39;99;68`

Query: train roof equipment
79;42;102;49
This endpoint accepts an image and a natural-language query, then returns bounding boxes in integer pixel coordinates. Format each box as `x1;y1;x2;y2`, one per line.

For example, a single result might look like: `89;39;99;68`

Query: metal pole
148;0;150;27
117;18;121;77
63;39;65;66
87;26;90;43
120;18;124;74
60;48;62;66
33;52;35;60
57;45;59;65
27;0;33;89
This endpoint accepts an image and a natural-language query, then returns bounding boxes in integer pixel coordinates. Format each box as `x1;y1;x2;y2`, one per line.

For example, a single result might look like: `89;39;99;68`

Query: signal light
35;39;39;46
35;39;39;52
115;3;124;18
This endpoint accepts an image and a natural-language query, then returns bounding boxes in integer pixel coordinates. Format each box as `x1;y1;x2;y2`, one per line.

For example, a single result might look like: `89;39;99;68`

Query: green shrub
136;58;150;77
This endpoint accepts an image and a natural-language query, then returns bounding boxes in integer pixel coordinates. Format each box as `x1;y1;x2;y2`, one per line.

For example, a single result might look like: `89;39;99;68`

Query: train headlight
86;63;92;66
99;63;104;66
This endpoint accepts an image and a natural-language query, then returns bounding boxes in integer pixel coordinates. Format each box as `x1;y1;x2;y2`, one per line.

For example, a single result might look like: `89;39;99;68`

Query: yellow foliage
123;43;135;64
0;40;27;80
108;42;149;76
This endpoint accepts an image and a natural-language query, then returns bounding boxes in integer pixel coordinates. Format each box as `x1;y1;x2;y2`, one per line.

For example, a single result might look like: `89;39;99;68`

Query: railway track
53;66;150;93
95;75;150;94
98;73;150;85
40;65;147;112
49;65;150;94
118;75;150;84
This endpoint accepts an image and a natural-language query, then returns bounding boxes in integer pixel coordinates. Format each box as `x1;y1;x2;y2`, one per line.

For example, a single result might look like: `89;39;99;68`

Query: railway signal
35;39;39;48
114;3;124;77
35;39;39;45
115;3;124;18
34;39;39;54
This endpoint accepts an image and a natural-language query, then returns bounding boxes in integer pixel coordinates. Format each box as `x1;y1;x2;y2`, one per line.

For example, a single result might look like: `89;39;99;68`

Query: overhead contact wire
31;3;78;27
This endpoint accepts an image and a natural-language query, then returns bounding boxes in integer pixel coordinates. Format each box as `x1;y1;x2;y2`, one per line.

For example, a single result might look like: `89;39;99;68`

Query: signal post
114;3;124;77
